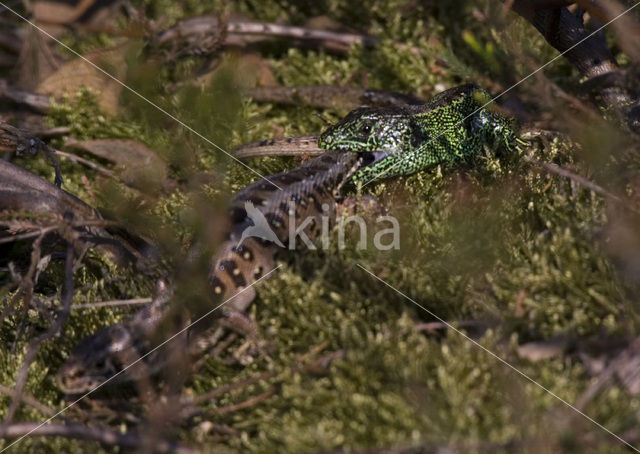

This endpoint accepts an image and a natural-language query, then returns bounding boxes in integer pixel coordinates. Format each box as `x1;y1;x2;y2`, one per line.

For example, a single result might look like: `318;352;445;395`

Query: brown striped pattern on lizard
56;150;372;393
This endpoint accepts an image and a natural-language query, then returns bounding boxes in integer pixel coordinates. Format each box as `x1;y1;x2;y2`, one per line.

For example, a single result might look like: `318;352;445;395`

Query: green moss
48;88;141;141
3;0;640;453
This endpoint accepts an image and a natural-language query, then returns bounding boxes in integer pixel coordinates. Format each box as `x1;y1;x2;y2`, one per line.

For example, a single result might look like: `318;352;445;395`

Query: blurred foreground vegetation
2;0;640;452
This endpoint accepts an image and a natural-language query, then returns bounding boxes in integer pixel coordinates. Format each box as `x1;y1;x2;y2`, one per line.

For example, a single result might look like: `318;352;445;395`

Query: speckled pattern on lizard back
318;84;525;182
57;150;375;393
57;84;522;393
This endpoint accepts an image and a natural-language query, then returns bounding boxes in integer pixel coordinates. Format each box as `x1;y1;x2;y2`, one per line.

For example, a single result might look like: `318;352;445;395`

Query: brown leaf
37;46;127;114
235;54;277;87
33;0;98;25
66;138;169;191
33;0;123;32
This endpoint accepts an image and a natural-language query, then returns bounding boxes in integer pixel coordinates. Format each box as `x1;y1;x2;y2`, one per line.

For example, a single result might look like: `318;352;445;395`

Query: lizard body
57;150;375;393
318;84;524;182
57;84;522;393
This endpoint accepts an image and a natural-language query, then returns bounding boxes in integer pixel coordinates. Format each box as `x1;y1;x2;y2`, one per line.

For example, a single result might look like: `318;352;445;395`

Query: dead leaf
33;0;123;34
196;53;276;89
66;138;170;191
33;0;98;25
235;53;277;87
37;45;127;114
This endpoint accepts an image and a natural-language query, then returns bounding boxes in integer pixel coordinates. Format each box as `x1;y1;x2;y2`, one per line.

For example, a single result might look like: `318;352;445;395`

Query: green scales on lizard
57;84;526;393
318;84;526;183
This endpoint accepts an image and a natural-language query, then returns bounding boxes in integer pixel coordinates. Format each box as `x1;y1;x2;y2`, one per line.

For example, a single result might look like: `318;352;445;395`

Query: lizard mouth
360;150;392;168
372;150;391;162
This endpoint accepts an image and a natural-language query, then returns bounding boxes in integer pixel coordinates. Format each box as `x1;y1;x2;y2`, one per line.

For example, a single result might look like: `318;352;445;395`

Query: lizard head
57;323;135;394
318;106;423;182
318;107;416;154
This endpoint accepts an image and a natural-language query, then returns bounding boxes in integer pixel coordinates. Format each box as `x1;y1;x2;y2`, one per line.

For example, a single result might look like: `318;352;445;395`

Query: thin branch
243;85;424;109
0;422;192;453
0;219;121;246
18;232;47;317
0;226;58;245
4;238;74;423
188;350;344;410
0;384;55;417
0;80;51;113
191;371;274;405
33;127;71;138
0;159;155;267
414;319;492;334
72;297;152;310
524;155;627;204
155;16;377;55
210;386;277;416
53;149;115;178
227;21;377;48
576;336;640;411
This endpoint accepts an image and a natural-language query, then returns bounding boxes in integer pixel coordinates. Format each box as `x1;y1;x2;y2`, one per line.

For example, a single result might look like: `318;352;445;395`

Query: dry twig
71;297;152;310
53;149;115;178
4;237;75;423
524;155;631;206
155;16;377;55
244;85;424;109
0;80;51;113
211;386;278;416
0;422;192;453
0;159;157;267
0;384;55;417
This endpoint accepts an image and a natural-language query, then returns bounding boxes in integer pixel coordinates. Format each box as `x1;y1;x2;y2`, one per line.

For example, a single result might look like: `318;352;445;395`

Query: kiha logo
239;201;285;248
238;200;400;250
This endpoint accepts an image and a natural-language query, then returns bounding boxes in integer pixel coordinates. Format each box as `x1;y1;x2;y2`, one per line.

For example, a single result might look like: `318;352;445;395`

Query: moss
48;88;141;141
3;0;640;453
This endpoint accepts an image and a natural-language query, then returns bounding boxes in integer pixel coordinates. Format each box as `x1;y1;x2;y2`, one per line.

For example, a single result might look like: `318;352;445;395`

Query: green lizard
318;84;527;183
57;84;524;393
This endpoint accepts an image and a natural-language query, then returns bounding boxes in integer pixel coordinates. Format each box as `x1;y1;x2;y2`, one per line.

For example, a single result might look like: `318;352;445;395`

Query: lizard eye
360;121;372;135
